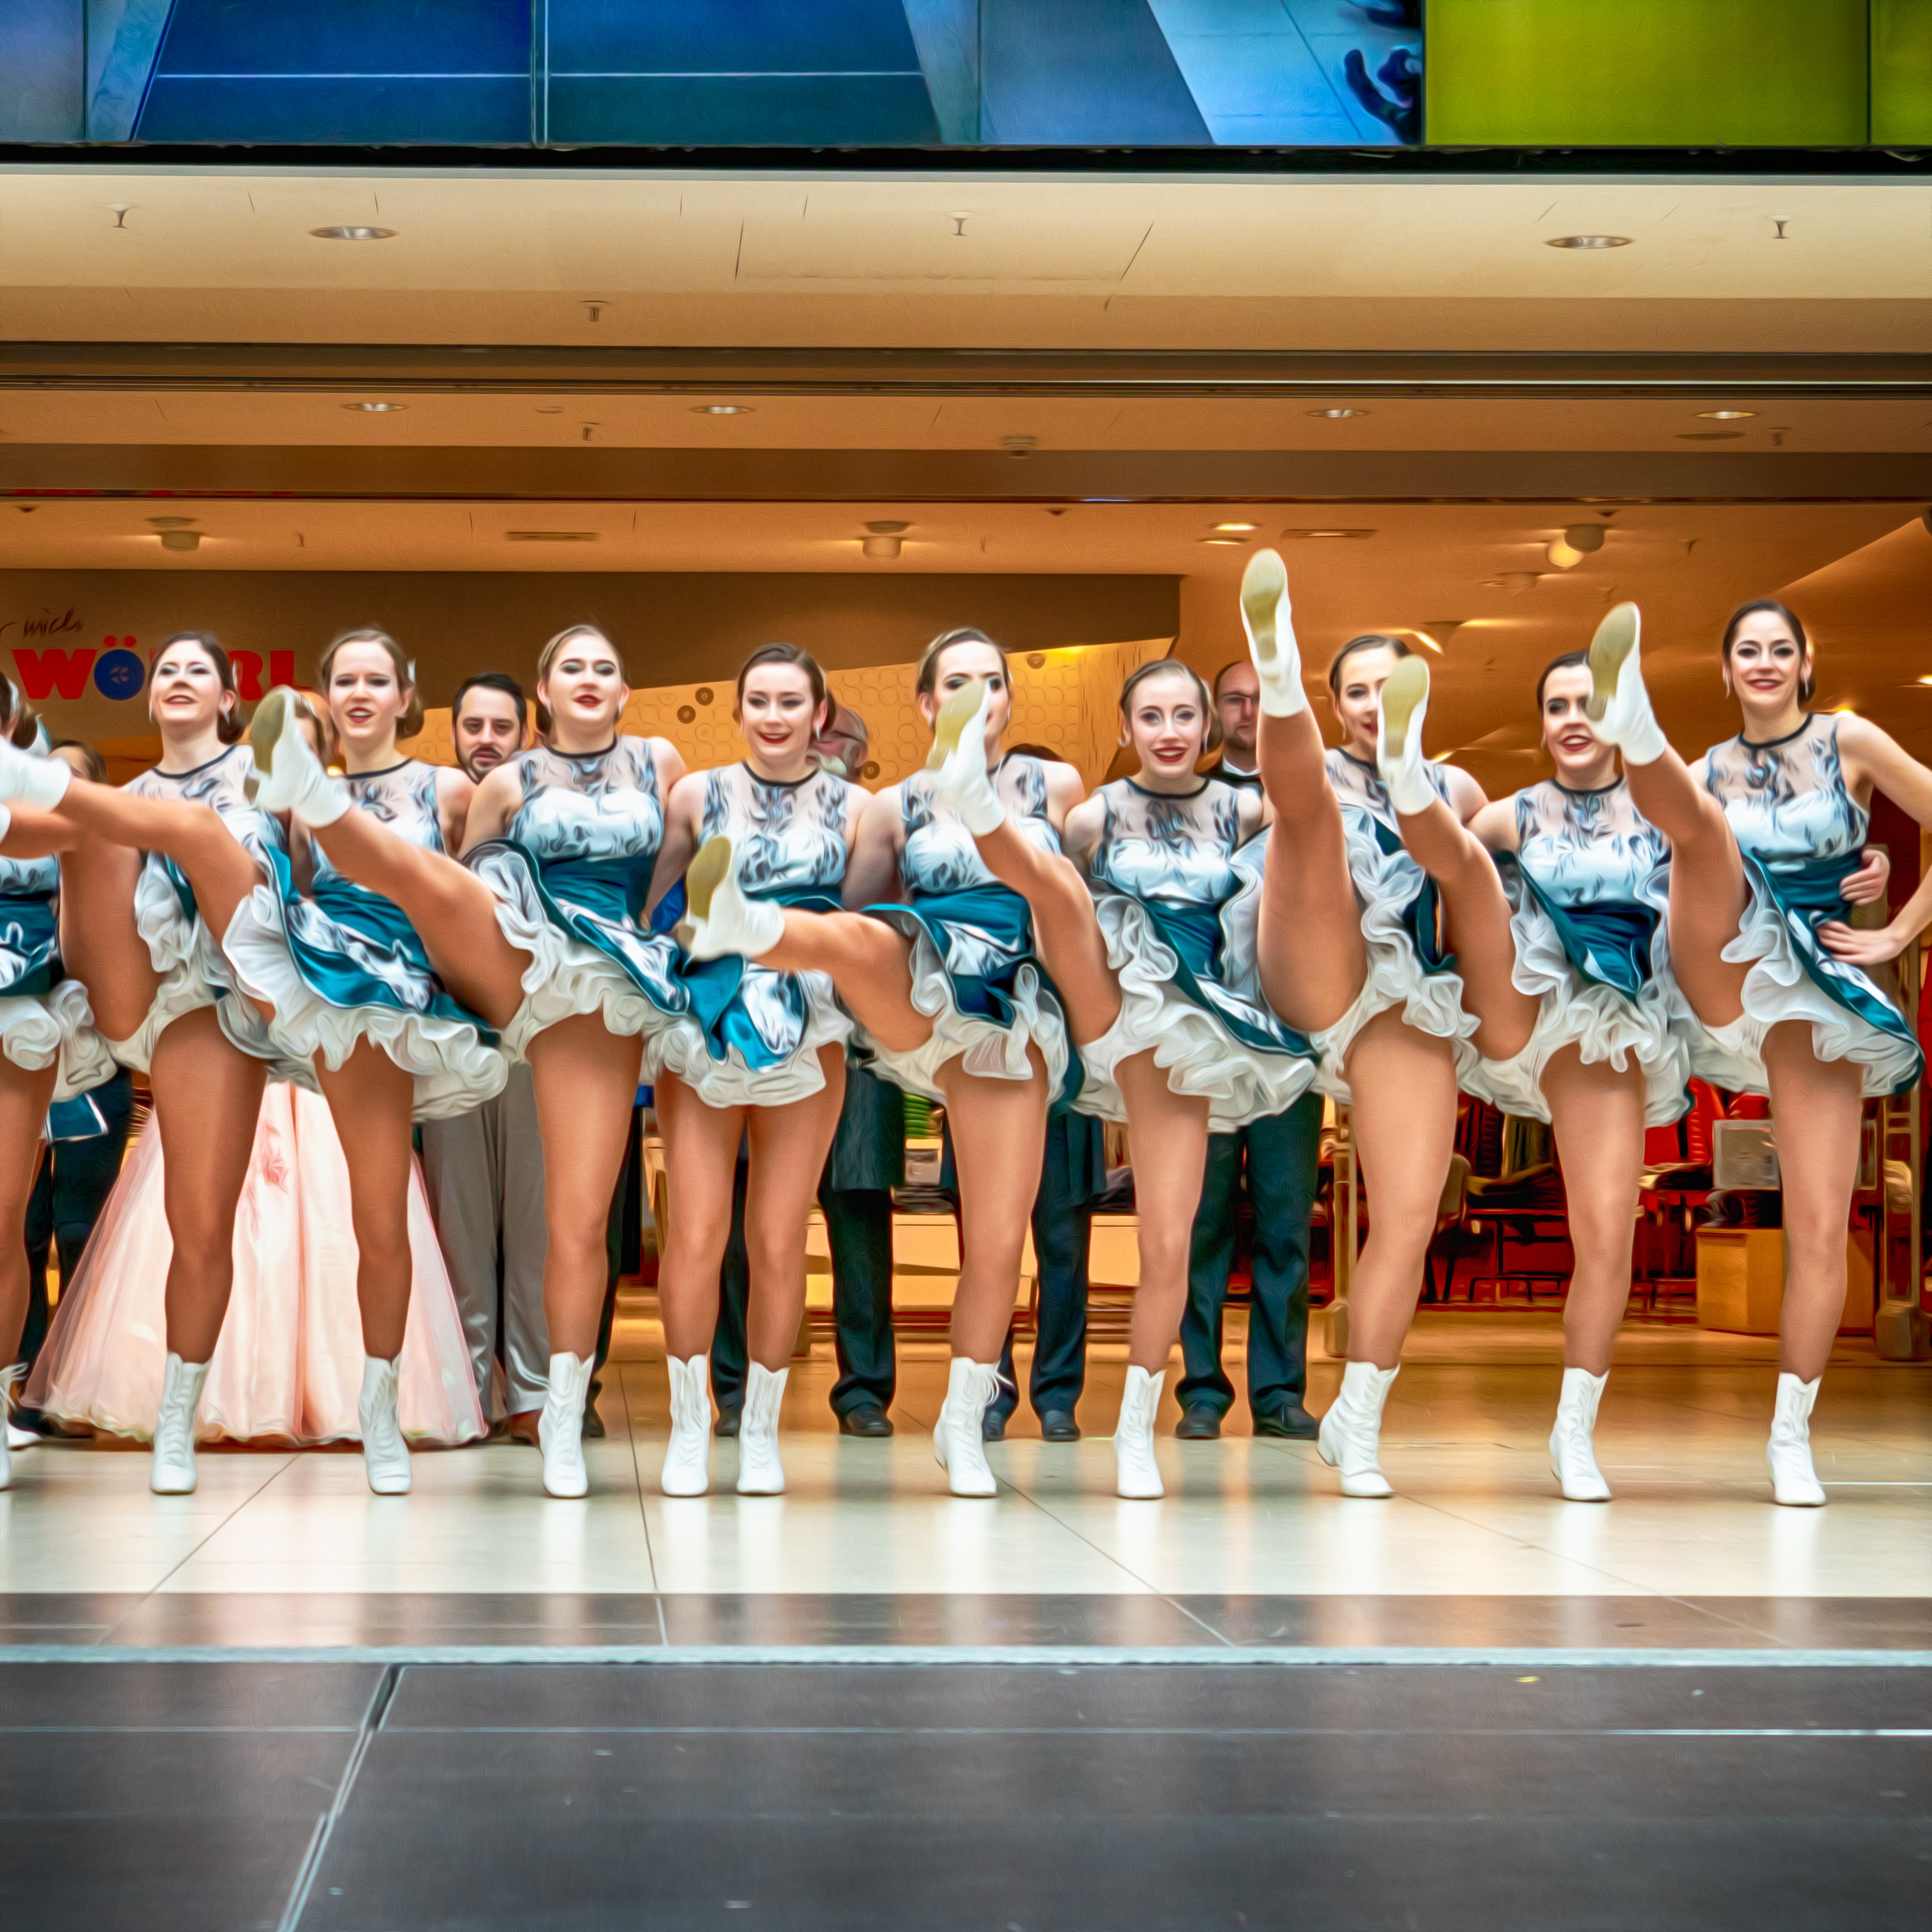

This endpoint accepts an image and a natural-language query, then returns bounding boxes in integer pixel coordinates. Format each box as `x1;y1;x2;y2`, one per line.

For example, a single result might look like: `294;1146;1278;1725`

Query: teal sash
0;893;57;997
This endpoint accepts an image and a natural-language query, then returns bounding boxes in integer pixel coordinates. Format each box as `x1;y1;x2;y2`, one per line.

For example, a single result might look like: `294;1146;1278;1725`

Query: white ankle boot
539;1351;596;1498
933;1356;1001;1497
0;1363;22;1490
662;1353;713;1496
150;1354;211;1495
925;683;1007;835
737;1361;788;1495
1768;1371;1826;1507
1114;1365;1164;1499
1317;1360;1398;1497
1548;1367;1612;1502
358;1355;411;1495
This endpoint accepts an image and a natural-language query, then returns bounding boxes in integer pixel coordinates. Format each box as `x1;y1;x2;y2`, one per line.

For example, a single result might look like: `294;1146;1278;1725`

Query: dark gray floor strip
274;1663;400;1932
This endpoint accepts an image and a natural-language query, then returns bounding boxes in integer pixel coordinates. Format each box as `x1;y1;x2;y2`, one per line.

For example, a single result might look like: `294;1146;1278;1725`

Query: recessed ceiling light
345;401;406;412
1697;409;1757;420
158;530;200;552
506;531;597;542
1281;528;1376;539
1545;234;1633;249
311;225;396;241
1200;537;1247;546
693;404;752;416
1917;675;1932;686
147;515;196;528
1212;522;1259;533
1307;407;1368;419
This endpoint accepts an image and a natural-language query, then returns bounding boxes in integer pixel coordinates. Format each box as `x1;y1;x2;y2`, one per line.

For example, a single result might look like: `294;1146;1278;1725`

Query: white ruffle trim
1461;891;1691;1127
221;885;508;1121
469;844;677;1061
856;925;1071;1107
1;979;116;1102
1072;894;1318;1131
1311;807;1481;1104
1687;874;1920;1099
647;968;852;1108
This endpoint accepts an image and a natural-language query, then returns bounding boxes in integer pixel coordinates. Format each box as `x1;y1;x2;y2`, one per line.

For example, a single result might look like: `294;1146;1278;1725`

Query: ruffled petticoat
1307;805;1481;1104
103;853;310;1083
648;959;853;1108
1075;891;1318;1133
1687;859;1922;1100
856;893;1072;1107
221;861;506;1122
1461;886;1692;1129
467;841;683;1061
25;1082;485;1446
0;979;115;1103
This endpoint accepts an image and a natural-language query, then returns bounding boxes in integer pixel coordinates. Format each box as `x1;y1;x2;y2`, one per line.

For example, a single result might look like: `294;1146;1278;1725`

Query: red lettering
269;651;296;689
230;649;265;699
13;648;97;701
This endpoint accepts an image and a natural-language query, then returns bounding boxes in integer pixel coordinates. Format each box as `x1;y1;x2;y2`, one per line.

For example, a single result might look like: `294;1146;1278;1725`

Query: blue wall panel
980;0;1210;145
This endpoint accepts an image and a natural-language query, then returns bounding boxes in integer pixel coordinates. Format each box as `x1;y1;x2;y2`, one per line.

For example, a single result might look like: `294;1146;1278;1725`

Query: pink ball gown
26;1082;487;1447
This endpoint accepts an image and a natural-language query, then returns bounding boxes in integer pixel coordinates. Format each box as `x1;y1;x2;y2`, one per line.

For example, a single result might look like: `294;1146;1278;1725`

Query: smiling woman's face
1122;667;1209;779
918;642;1013;745
148;641;232;739
326;642;410;749
538;633;627;744
1538;664;1614;782
1330;644;1406;757
1724;607;1810;711
737;664;823;769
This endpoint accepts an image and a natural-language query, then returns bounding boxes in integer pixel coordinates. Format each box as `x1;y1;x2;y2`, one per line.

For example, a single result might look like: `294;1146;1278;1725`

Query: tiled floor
4;1306;1928;1654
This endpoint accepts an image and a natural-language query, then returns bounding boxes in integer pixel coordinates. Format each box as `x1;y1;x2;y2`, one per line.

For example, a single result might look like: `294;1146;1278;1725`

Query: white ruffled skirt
648;963;852;1108
0;979;115;1103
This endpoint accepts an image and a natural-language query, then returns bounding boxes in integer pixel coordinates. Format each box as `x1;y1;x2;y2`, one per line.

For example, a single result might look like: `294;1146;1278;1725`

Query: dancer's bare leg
655;1074;748;1361
528;1015;645;1359
57;839;154;1043
0;1058;57;1366
954;823;1122;1045
1256;706;1367;1035
1762;1023;1863;1380
1541;1046;1645;1375
1340;1009;1460;1368
1116;1052;1210;1372
301;811;530;1029
314;1041;417;1361
940;1051;1050;1362
1394;799;1537;1059
756;913;933;1055
743;1048;848;1371
150;1009;269;1361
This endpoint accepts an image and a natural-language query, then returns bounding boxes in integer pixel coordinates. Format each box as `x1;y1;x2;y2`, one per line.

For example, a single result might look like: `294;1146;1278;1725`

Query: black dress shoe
1175;1404;1223;1440
1038;1410;1080;1442
838;1405;894;1438
1252;1399;1320;1440
981;1409;1008;1443
714;1409;741;1438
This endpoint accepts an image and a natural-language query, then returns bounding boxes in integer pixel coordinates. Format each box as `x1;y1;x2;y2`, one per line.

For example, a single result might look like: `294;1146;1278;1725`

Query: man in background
418;674;552;1437
1176;662;1323;1440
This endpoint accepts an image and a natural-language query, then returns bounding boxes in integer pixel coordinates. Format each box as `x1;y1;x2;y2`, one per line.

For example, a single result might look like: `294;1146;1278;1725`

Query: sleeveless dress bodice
699;762;853;899
1326;746;1450;834
506;737;666;927
1704;714;1865;867
1514;777;1668;910
1086;778;1246;917
312;761;446;885
898;755;1062;896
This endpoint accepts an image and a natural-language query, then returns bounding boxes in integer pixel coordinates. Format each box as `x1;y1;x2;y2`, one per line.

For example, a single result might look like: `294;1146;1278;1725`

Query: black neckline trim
741;760;816;790
550;739;619;762
153;745;240;782
1739;713;1816;752
1127;777;1210;801
1552;777;1624;798
346;760;411;782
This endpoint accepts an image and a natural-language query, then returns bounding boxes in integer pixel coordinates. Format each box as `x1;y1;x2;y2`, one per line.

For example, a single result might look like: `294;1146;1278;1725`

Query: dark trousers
1179;1091;1322;1418
989;1134;1098;1427
713;1164;896;1419
20;1114;133;1368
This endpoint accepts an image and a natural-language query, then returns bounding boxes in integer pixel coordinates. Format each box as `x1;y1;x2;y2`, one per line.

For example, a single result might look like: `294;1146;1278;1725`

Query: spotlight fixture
158;530;201;552
311;225;396;241
1200;537;1247;546
345;401;406;412
1917;675;1932;687
1696;409;1757;420
1281;528;1376;540
1211;522;1259;533
862;519;908;560
1001;434;1039;457
148;516;195;529
1545;234;1632;249
1307;407;1368;418
693;404;753;415
1546;523;1608;570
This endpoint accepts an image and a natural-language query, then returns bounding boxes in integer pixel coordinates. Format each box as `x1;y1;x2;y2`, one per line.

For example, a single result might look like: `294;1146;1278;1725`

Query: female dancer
0;682;112;1487
1585;597;1930;1504
10;638;290;1495
2;632;505;1495
242;623;686;1498
644;643;865;1498
679;629;1079;1496
918;657;1320;1495
1238;550;1486;1497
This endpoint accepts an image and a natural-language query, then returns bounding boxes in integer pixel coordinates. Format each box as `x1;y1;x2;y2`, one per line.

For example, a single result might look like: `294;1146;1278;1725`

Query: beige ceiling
4;167;1931;351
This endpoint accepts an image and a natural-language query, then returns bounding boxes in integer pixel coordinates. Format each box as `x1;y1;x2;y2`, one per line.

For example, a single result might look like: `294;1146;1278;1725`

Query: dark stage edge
4;1658;1930;1931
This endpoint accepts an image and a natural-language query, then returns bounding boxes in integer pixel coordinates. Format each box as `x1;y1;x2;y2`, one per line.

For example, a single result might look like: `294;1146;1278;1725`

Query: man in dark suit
1177;660;1323;1439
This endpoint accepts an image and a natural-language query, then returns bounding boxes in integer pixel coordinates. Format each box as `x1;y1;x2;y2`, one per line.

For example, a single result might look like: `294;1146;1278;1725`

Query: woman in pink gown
27;1081;485;1448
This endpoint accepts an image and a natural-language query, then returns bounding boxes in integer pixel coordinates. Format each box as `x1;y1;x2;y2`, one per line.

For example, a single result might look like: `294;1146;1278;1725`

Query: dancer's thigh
315;1041;417;1248
150;1009;267;1256
1259;825;1366;1037
529;1016;644;1248
1346;1011;1459;1251
1542;1047;1645;1254
938;1054;1049;1275
744;1047;847;1256
1116;1051;1210;1279
57;841;157;1042
655;1071;746;1280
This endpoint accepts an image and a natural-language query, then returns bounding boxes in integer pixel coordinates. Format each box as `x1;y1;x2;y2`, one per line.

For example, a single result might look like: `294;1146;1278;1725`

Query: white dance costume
860;757;1072;1105
224;759;508;1118
1692;714;1922;1097
654;762;858;1105
107;746;301;1082
0;838;111;1104
1315;748;1480;1099
467;737;685;1060
26;1082;485;1445
1465;777;1691;1128
1075;777;1318;1131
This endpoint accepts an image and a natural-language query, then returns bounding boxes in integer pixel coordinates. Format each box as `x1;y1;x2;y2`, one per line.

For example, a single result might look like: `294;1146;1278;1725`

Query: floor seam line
622;1364;669;1642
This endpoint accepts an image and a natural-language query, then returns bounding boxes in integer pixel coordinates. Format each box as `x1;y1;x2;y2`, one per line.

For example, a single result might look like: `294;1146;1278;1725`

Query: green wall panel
1874;0;1932;144
1427;0;1870;148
